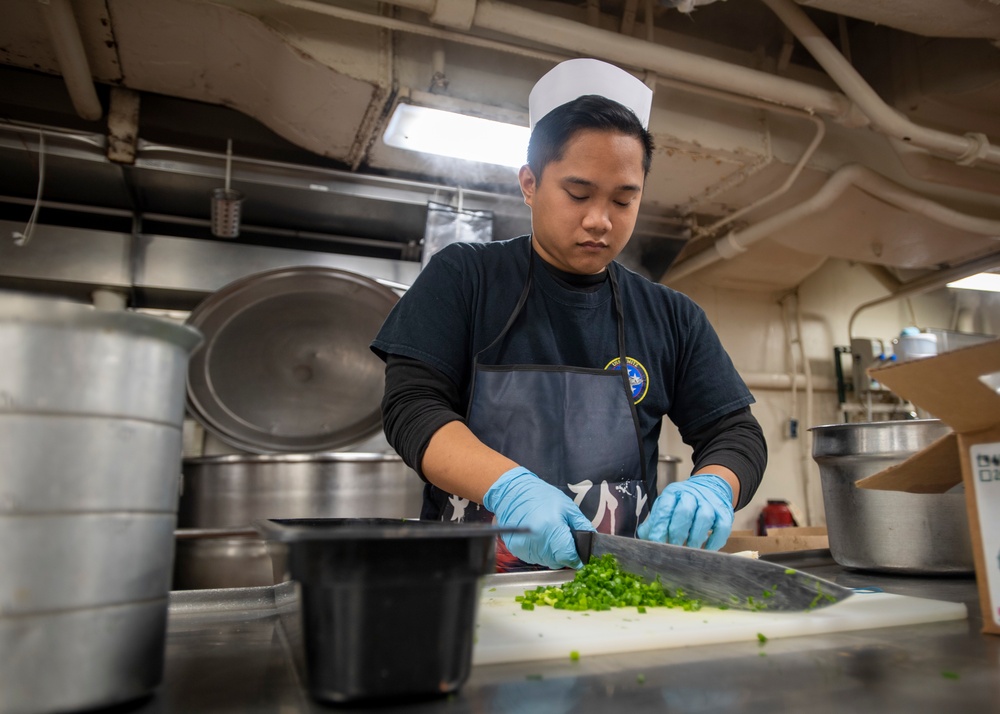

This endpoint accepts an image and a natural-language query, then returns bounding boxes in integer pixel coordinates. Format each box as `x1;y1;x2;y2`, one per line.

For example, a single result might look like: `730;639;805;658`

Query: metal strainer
211;139;243;238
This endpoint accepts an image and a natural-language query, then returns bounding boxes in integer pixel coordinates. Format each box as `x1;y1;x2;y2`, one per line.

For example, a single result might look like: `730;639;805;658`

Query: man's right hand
483;467;595;569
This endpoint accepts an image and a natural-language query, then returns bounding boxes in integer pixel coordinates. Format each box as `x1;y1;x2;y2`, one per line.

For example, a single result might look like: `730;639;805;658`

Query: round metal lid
185;267;399;453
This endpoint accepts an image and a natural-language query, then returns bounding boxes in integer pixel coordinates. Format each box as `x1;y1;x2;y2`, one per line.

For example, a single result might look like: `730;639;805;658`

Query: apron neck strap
476;237;536;362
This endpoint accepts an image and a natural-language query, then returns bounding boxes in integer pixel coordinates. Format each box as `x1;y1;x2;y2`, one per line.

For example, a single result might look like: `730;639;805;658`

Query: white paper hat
528;58;653;130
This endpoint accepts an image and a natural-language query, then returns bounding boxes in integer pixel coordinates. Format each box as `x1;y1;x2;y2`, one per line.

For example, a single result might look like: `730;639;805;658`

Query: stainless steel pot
657;454;681;493
175;452;423;589
0;292;201;714
811;419;974;575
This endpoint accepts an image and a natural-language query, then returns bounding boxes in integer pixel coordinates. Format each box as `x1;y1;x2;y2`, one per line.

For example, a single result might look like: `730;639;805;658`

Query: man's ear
518;164;537;208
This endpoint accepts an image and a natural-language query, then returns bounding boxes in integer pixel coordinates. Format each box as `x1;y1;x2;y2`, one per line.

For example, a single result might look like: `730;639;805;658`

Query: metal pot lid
185;267;399;453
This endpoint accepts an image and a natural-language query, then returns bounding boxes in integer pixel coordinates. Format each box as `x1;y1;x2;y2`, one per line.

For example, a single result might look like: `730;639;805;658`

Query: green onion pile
515;554;702;612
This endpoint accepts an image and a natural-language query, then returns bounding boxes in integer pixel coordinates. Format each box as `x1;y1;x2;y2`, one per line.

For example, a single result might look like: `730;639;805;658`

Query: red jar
757;499;797;535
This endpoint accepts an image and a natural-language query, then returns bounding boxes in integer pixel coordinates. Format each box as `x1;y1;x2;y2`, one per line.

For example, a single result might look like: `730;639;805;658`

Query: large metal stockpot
175;452;424;589
657;454;681;493
811;419;974;575
0;292;201;714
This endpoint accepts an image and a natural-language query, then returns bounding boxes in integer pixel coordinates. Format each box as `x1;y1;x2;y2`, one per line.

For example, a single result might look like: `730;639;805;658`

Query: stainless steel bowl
175;452;424;589
811;419;974;575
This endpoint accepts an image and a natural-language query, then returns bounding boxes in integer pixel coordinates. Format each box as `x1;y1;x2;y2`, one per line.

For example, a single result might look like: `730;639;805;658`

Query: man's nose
582;203;612;233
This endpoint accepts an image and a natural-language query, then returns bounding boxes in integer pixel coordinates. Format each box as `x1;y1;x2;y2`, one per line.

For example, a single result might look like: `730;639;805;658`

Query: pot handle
174;527;259;540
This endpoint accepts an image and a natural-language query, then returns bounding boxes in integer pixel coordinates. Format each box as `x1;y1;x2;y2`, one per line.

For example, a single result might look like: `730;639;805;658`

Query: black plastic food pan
255;518;514;705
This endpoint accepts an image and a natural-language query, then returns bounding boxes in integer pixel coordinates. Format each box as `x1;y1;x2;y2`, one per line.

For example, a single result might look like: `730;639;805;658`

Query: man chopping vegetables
371;58;767;572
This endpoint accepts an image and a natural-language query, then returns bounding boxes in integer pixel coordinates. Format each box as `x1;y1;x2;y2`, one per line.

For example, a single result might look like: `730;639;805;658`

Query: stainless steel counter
129;553;999;714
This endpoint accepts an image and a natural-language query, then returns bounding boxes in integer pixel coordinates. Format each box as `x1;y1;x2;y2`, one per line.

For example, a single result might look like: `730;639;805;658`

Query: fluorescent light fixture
383;103;529;169
947;273;1000;292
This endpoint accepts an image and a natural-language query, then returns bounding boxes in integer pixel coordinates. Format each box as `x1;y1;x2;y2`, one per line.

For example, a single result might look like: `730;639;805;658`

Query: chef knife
572;530;853;612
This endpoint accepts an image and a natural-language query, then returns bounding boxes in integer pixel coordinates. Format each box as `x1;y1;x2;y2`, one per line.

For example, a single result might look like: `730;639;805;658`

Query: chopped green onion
515;553;702;612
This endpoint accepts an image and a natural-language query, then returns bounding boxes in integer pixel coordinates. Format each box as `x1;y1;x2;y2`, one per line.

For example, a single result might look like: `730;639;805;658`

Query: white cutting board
472;576;967;666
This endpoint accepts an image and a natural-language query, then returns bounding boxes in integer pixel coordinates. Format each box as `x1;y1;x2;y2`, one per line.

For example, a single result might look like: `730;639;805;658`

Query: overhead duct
663;163;1000;283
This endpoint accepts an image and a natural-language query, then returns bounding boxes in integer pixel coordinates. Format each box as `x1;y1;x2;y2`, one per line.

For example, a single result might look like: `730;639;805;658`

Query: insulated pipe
472;0;861;122
741;372;835;392
761;0;1000;168
373;0;861;123
691;104;826;237
37;0;102;121
92;289;127;311
285;0;997;175
275;0;564;64
663;163;1000;283
390;0;1000;171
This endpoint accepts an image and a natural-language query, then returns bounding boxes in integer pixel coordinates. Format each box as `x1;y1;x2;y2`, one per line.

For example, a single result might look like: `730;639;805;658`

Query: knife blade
572;531;852;612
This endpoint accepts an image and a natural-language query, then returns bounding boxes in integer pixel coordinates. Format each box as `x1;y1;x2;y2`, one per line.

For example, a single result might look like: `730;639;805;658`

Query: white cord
13;130;46;247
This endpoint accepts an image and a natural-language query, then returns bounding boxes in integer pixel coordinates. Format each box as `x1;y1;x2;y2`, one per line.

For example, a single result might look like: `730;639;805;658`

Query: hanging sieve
211;139;243;238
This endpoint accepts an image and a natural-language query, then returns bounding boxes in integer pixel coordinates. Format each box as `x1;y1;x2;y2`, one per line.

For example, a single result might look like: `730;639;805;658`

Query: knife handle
570;529;593;563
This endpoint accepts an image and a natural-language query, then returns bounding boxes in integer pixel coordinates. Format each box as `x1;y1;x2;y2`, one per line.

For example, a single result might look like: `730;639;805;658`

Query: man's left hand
637;474;734;550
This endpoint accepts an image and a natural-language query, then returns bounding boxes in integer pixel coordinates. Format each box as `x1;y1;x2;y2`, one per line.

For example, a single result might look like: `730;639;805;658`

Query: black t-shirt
372;235;758;492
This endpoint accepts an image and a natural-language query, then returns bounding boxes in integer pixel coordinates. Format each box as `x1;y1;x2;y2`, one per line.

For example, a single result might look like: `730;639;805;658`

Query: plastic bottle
756;499;797;536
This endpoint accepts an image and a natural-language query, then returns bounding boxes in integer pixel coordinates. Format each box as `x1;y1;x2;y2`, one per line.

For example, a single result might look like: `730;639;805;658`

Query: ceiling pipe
690;104;826;237
37;0;102;121
663;163;1000;284
847;249;1000;342
467;0;863;122
275;0;564;64
761;0;1000;169
374;0;863;124
742;371;835;392
384;0;1000;173
92;288;128;311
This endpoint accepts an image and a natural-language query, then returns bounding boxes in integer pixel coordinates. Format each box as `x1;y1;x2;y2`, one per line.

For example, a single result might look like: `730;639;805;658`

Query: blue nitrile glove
483;467;595;569
637;474;734;550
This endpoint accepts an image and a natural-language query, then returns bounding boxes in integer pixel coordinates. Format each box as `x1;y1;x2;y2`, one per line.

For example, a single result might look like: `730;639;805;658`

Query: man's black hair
526;94;654;180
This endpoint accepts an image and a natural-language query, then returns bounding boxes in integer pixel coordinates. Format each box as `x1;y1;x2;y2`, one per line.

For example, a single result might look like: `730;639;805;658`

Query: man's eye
567;193;588;201
614;200;633;208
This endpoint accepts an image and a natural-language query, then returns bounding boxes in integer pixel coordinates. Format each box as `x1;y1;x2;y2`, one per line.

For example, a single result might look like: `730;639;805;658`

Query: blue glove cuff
690;473;734;507
483;466;532;512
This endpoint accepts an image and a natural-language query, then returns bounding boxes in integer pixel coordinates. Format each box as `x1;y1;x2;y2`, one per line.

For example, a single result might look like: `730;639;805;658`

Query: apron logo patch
604;356;649;403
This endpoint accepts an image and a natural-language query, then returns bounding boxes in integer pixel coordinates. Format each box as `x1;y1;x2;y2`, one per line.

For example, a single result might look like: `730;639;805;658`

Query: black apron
440;241;650;571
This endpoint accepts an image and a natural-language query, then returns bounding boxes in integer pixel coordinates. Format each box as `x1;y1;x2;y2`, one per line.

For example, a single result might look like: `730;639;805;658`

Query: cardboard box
722;527;829;555
857;338;1000;635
